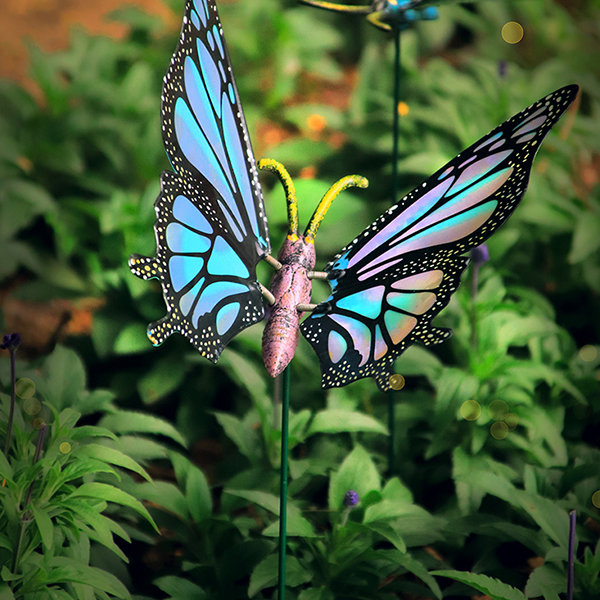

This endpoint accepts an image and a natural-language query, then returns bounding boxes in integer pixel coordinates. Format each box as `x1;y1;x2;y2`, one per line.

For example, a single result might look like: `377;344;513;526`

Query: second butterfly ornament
130;0;577;392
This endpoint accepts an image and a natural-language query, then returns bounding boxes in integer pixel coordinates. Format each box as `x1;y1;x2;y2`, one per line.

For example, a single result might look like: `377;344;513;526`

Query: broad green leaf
69;482;157;531
328;445;381;511
137;358;187;405
0;584;15;599
248;554;310;597
153;576;206;599
100;411;186;446
525;564;564;600
78;443;151;481
114;323;153;354
431;570;526;600
389;551;442;599
37;346;86;410
298;588;334;600
365;521;406;552
136;481;189;520
307;409;388;436
185;464;212;523
46;557;131;598
213;411;261;463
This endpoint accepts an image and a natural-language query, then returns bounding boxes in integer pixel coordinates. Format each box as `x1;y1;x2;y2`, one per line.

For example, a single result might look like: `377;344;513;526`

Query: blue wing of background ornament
301;85;578;391
129;0;270;362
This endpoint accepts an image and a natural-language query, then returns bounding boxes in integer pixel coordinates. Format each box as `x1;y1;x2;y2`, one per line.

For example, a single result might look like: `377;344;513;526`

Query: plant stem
4;347;17;456
12;423;47;573
388;27;401;476
567;510;576;600
277;367;290;600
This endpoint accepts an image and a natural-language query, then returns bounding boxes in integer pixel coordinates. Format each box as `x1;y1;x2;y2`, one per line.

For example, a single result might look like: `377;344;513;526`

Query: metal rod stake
277;367;291;599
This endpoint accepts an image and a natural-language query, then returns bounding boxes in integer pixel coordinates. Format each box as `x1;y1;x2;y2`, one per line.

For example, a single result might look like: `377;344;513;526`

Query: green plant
0;336;157;599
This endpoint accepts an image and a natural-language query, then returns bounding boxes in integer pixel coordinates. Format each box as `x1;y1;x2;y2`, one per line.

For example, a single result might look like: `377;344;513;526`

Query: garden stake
388;27;402;474
278;366;291;599
568;510;576;600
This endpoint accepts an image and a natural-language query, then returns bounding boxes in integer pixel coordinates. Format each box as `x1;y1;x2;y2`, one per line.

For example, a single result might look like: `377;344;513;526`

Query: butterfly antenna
259;158;299;240
298;1;372;15
304;174;368;243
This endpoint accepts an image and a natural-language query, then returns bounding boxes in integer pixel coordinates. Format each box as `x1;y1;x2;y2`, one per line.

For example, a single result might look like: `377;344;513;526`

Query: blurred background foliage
1;0;599;598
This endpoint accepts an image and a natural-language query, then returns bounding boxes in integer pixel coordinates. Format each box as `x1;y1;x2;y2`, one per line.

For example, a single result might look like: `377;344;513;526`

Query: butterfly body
262;237;316;377
130;0;578;392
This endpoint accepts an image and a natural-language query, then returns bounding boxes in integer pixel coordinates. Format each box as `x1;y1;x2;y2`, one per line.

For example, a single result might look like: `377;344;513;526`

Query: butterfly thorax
262;237;316;377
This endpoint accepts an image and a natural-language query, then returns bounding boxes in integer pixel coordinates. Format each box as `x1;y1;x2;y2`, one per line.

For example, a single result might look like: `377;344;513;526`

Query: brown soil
1;0;178;94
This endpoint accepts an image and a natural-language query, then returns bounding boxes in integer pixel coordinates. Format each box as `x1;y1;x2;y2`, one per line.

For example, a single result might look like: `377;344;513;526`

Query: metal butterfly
129;0;578;391
298;0;442;31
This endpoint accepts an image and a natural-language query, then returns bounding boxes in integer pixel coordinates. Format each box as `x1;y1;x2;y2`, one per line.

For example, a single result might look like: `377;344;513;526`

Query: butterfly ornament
129;0;577;392
298;0;441;31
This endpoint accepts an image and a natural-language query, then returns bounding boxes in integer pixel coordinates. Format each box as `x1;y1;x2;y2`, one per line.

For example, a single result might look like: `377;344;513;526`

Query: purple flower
498;59;508;79
343;490;359;507
1;333;21;351
471;244;490;265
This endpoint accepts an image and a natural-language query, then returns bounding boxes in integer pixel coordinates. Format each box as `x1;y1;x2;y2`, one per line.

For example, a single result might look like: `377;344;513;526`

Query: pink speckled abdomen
262;237;316;377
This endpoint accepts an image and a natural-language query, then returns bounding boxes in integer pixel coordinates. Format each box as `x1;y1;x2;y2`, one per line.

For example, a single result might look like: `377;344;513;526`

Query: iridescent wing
130;0;270;361
301;85;578;391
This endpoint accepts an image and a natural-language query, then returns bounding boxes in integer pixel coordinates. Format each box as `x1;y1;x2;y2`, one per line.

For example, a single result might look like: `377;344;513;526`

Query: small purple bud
343;490;359;507
471;244;490;265
498;59;507;79
1;333;21;351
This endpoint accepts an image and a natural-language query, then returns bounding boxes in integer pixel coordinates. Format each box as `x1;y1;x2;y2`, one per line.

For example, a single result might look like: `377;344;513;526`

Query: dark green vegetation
1;0;599;598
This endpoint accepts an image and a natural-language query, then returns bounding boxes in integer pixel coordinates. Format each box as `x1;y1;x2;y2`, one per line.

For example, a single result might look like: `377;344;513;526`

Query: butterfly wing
130;0;270;361
301;85;578;390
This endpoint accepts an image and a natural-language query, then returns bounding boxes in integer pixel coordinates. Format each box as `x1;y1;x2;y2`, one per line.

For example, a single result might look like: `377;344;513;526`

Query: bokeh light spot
23;397;42;416
397;101;410;117
307;113;327;132
16;378;36;400
505;413;519;429
579;345;598;362
489;400;509;419
502;21;524;44
389;374;405;390
490;421;509;440
59;442;72;454
32;418;45;430
460;399;481;421
592;490;600;509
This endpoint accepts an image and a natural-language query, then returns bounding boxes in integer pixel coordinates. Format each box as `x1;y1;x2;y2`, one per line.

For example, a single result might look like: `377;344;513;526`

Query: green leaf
31;504;54;551
329;445;381;511
153;576;206;599
0;584;15;600
431;570;526;600
114;323;153;354
78;443;151;482
37;346;86;410
391;551;442;599
525;564;564;600
136;481;189;520
569;212;600;263
99;411;186;446
185;464;212;524
225;489;317;537
307;409;388;436
137;358;187;405
298;588;334;600
248;554;310;597
69;482;157;531
46;557;131;598
213;411;261;463
365;521;406;552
